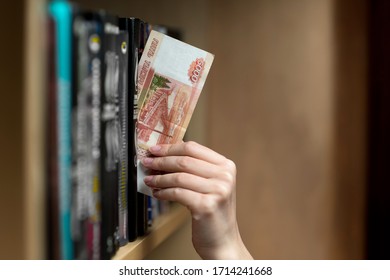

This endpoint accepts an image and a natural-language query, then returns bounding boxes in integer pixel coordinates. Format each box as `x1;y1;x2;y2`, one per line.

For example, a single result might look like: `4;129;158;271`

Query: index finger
149;141;227;165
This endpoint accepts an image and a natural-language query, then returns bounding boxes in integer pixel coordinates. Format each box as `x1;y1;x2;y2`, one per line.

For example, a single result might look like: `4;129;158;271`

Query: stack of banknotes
136;30;214;195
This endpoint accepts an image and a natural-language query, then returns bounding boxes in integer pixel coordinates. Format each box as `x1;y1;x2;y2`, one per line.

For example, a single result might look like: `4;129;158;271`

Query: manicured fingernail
150;145;161;153
142;157;153;165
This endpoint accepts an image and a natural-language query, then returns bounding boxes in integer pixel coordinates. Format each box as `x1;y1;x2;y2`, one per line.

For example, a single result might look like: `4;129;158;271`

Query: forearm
194;222;253;260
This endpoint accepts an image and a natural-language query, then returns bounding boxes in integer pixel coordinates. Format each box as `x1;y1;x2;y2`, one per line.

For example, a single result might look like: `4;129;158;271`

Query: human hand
141;141;253;260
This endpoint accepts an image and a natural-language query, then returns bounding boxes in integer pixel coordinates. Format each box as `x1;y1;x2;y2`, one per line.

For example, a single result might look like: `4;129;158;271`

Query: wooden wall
208;0;367;259
332;0;367;259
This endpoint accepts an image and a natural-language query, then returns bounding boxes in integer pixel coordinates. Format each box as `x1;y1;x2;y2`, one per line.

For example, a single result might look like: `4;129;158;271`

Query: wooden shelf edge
24;0;48;259
112;204;190;260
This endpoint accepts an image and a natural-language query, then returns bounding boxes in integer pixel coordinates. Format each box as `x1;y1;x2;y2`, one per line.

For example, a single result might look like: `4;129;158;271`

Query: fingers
141;155;221;178
152;187;229;220
149;141;226;165
151;187;204;213
141;141;237;212
144;173;211;194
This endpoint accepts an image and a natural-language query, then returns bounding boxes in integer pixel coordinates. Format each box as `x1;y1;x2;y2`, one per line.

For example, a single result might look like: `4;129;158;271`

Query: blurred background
0;0;389;259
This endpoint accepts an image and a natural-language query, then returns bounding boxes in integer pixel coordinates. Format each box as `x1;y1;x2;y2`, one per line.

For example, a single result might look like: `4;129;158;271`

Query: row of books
47;0;179;260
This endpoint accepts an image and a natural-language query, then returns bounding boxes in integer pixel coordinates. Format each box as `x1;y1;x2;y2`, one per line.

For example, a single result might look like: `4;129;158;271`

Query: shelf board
112;204;189;260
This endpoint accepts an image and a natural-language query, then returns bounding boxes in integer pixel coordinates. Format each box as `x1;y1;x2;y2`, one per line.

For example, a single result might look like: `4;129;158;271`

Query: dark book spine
119;17;140;242
147;196;153;228
47;15;60;260
100;13;120;259
117;30;129;246
137;20;149;236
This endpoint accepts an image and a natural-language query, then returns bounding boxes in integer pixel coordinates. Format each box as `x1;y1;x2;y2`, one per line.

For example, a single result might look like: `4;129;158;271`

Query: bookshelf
113;204;189;260
0;0;199;260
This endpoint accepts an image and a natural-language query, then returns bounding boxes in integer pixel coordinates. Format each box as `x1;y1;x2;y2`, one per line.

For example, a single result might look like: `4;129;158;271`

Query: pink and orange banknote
137;30;214;195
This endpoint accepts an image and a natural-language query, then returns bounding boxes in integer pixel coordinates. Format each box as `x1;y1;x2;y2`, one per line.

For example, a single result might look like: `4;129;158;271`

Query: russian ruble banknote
137;30;214;195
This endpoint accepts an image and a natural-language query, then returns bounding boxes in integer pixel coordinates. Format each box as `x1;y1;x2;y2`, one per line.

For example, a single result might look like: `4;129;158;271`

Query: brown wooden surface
332;0;367;259
23;0;48;259
0;0;26;260
208;0;367;259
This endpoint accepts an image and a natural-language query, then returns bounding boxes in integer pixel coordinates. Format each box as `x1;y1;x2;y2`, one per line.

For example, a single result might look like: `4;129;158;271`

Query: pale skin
141;141;253;260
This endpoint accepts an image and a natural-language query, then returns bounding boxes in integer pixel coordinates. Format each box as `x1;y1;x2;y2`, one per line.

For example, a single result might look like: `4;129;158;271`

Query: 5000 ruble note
137;30;214;195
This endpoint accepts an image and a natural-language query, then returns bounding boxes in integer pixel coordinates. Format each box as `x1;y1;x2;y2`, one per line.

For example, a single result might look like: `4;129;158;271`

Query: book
117;30;129;247
136;20;149;237
71;11;89;260
84;13;104;260
119;17;140;242
100;12;120;259
71;11;104;260
49;0;75;260
46;14;60;260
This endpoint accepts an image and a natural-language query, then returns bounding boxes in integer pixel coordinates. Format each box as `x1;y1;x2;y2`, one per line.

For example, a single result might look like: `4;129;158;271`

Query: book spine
147;196;153;228
117;30;129;246
137;20;149;236
46;14;60;260
71;13;88;260
88;16;104;259
119;17;140;242
71;12;104;260
100;13;120;259
49;0;74;260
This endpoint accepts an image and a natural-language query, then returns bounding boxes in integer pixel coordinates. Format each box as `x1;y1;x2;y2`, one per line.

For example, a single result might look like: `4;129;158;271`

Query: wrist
213;236;253;260
196;228;253;260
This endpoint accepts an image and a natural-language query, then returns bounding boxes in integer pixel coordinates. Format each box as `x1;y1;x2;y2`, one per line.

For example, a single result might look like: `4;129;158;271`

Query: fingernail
150;145;161;153
144;175;153;185
142;157;153;165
